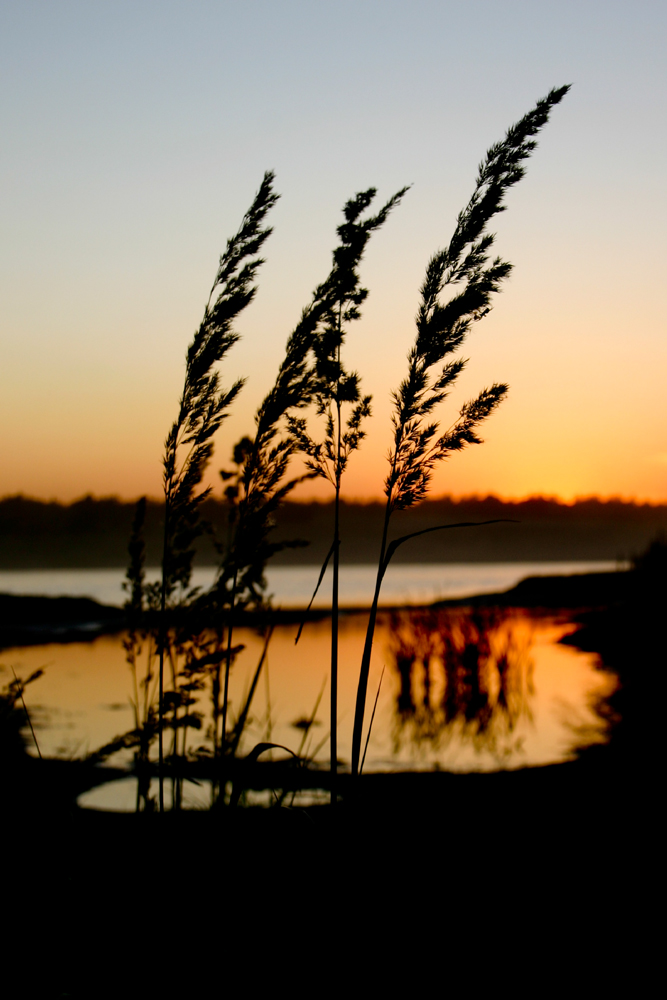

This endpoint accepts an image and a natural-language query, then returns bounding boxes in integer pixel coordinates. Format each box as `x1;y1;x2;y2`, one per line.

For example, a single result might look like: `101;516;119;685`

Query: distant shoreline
0;567;634;649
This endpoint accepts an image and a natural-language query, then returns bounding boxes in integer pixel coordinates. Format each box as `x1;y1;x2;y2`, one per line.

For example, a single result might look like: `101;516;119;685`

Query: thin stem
221;564;239;747
350;493;393;778
360;665;385;776
350;439;400;779
329;318;344;805
129;646;140;732
158;493;170;815
330;395;341;805
229;626;274;757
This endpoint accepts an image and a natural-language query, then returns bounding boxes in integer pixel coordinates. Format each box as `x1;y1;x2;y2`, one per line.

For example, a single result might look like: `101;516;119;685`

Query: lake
1;597;617;811
0;560;621;608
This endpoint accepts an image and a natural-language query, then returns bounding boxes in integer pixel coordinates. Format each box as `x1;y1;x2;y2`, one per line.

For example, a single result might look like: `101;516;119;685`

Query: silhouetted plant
153;172;279;809
288;185;407;800
90;175;279;808
350;85;570;777
109;182;408;806
96;86;570;806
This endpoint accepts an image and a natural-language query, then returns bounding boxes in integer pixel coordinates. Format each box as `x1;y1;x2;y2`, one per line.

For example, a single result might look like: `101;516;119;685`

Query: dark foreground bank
4;740;655;994
3;561;660;994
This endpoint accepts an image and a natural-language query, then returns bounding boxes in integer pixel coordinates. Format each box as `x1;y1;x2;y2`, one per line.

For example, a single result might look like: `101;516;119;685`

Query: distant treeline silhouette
1;493;665;568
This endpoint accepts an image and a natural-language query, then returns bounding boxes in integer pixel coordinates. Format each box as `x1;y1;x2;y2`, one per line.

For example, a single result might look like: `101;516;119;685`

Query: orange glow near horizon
4;483;666;508
4;414;667;507
2;6;666;519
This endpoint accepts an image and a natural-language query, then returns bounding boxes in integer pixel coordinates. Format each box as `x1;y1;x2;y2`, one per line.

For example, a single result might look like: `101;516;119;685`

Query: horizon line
4;490;667;508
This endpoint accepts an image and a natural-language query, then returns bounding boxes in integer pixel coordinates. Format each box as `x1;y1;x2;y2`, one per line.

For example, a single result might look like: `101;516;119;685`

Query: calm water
1;606;617;810
0;561;621;608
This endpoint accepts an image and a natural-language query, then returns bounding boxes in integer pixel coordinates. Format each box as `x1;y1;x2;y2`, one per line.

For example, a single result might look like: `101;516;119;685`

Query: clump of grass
108;180;408;807
205;187;405;755
100;85;570;808
350;85;571;777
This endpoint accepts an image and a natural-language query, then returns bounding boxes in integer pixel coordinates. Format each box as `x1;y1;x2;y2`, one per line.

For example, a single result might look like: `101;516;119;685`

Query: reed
289;185;407;801
153;172;279;809
88;174;279;808
350;85;571;778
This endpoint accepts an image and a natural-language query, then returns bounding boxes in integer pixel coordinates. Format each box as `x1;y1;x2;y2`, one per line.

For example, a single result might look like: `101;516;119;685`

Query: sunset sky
1;1;665;504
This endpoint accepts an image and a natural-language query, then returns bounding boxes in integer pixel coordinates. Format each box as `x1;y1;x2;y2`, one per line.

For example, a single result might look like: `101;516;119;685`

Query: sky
1;0;666;504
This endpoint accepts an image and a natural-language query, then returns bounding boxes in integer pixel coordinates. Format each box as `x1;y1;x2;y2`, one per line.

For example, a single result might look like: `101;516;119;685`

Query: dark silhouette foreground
4;555;659;993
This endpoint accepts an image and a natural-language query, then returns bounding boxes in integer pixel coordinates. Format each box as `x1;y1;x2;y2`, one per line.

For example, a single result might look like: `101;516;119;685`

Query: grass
349;84;570;776
63;85;572;811
288;185;407;801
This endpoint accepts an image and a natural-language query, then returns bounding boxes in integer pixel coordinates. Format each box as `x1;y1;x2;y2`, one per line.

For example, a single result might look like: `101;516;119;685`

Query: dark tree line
2;493;666;568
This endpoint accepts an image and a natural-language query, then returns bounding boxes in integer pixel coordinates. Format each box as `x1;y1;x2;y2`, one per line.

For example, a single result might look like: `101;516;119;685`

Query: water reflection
4;609;616;798
387;609;536;764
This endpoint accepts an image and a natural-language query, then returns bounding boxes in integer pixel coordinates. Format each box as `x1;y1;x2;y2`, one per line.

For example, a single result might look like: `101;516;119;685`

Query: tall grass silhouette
288;185;407;801
97;85;570;809
155;172;279;810
349;85;570;777
90;174;279;810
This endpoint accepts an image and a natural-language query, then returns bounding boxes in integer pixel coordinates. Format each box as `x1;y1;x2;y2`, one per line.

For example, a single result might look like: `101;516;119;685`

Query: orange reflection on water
3;609;616;773
378;609;616;770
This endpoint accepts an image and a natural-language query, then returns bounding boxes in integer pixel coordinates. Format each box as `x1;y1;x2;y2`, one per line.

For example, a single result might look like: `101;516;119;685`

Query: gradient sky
1;1;666;503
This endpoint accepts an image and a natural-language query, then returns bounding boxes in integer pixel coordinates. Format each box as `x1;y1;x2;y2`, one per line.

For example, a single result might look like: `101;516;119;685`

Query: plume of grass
350;85;571;778
288;185;407;802
153;171;278;810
